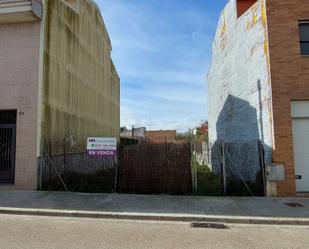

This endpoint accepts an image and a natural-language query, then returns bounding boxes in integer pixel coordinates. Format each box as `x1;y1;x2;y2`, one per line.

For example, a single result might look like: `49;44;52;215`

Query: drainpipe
37;0;47;190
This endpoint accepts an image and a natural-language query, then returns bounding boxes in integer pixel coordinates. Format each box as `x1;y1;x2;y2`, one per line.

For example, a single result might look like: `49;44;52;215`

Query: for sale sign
87;137;117;157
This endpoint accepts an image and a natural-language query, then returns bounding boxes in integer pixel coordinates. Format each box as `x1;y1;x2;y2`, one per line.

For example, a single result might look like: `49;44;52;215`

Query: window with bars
299;22;309;56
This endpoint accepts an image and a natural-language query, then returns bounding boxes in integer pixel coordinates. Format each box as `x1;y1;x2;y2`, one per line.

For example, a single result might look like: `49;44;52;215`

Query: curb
0;207;309;225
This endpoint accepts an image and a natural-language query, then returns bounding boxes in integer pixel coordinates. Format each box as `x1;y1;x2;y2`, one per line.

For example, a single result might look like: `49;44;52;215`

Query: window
299;22;309;56
237;0;257;18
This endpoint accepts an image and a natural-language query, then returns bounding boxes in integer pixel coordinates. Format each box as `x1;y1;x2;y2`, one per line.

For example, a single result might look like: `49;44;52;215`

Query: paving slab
0;190;309;225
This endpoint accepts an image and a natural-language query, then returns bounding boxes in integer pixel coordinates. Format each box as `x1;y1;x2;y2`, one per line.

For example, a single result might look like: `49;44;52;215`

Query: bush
192;160;222;196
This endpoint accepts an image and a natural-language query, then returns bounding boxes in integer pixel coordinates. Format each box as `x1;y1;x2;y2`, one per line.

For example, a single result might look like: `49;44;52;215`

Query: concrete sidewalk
0;190;309;225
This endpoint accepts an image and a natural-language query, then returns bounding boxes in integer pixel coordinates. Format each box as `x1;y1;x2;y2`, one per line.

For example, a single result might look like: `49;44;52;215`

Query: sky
96;0;227;132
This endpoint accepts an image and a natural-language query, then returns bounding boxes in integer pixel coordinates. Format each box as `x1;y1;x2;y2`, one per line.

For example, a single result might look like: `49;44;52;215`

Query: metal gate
0;111;16;184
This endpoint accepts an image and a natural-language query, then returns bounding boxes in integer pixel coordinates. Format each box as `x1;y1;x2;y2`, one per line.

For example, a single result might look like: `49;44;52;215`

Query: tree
195;121;208;141
176;129;195;141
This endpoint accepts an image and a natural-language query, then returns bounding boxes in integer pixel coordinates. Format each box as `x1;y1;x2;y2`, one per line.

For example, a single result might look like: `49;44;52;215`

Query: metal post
191;141;196;193
222;142;227;196
114;153;118;192
195;160;198;193
258;141;267;196
39;139;44;190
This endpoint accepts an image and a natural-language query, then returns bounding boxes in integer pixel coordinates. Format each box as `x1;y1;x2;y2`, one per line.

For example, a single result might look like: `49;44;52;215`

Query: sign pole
114;155;118;192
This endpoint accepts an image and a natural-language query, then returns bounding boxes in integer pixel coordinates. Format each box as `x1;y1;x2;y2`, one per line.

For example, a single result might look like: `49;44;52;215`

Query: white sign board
87;137;117;157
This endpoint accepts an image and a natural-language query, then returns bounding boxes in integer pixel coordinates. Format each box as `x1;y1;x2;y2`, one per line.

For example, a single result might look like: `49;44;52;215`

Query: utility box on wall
266;163;285;197
266;163;286;182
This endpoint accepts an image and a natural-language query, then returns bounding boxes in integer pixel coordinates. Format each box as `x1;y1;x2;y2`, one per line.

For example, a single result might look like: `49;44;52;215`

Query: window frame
299;21;309;56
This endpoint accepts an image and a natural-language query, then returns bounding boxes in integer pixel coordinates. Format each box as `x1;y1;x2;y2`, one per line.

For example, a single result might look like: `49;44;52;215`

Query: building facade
208;0;309;196
0;0;120;190
145;130;177;144
120;127;146;139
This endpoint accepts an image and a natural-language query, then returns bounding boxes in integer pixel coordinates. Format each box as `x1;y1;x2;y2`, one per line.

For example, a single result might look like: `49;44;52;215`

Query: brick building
145;130;177;144
0;0;120;190
207;0;309;196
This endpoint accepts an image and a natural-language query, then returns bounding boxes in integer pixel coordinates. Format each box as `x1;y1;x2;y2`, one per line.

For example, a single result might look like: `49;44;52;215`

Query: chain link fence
191;140;266;196
40;140;116;193
40;138;266;196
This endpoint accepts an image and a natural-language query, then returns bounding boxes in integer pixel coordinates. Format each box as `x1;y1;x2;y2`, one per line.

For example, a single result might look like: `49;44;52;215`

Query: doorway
0;111;16;184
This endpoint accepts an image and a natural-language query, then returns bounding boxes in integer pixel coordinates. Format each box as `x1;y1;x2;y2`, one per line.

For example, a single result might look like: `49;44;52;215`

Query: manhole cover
191;222;229;229
284;202;304;208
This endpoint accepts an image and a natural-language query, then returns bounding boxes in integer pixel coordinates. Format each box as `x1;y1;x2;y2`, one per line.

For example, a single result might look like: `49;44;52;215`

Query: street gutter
0;207;309;226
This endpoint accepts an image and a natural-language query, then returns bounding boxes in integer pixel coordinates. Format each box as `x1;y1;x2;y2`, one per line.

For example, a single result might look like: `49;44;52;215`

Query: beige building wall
0;0;120;189
0;22;41;189
43;0;120;153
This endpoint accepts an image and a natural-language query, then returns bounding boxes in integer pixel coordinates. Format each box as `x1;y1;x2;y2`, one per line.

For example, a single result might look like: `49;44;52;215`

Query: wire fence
40;140;116;193
192;140;266;196
40;138;266;196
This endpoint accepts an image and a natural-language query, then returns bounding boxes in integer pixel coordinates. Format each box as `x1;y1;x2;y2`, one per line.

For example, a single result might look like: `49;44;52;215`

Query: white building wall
207;0;273;162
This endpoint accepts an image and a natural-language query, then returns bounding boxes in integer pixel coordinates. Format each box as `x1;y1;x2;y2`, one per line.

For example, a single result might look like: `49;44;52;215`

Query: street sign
87;137;117;157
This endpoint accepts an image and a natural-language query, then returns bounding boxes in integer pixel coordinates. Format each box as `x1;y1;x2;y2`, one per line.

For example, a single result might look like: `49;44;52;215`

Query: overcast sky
96;0;227;131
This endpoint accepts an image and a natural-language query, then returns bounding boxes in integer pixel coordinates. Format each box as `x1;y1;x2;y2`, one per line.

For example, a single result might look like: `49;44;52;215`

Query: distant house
145;130;176;144
120;128;178;144
0;0;120;190
207;0;309;196
120;127;146;139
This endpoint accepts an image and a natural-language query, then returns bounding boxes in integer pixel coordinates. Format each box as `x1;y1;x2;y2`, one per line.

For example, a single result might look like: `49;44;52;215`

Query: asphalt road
0;214;308;249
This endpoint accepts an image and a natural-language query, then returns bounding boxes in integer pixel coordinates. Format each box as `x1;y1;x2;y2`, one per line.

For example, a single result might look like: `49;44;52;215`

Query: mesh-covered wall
42;0;120;151
207;0;273;163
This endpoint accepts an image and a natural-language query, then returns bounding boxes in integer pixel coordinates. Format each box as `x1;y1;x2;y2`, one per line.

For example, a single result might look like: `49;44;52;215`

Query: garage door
291;101;309;192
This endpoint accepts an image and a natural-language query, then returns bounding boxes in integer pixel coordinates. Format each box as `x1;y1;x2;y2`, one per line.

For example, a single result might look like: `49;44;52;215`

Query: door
0;111;16;184
292;118;309;192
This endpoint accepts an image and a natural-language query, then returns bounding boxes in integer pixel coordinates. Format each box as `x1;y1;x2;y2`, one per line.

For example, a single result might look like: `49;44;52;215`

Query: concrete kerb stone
1;207;309;226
